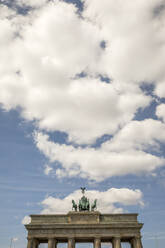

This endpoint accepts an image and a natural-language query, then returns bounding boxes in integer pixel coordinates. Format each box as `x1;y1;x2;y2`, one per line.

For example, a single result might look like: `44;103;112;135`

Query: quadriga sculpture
72;188;97;212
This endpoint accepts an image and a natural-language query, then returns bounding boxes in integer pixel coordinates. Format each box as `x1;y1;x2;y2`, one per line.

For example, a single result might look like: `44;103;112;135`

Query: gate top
27;212;142;226
25;212;143;240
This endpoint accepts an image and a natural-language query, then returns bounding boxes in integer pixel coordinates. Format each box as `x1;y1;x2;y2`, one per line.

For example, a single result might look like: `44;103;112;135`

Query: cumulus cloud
41;188;144;214
44;164;53;175
22;215;31;224
103;119;165;152
0;0;152;144
34;122;165;181
154;82;165;98
0;0;165;181
83;0;165;89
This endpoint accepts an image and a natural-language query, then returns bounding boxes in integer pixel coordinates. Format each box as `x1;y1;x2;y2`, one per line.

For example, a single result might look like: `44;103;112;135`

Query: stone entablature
30;212;139;224
25;212;143;248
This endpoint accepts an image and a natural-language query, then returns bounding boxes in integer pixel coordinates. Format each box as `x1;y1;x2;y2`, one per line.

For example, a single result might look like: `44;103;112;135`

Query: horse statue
72;200;77;211
91;199;97;211
79;196;90;211
78;199;81;211
86;199;90;211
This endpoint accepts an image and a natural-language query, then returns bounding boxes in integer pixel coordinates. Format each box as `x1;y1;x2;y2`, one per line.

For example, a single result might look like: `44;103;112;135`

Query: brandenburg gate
25;188;143;248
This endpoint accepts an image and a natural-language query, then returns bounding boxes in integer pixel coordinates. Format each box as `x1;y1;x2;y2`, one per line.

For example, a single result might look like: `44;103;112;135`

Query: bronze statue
79;195;90;211
81;187;86;194
91;199;97;211
72;200;77;211
72;188;97;212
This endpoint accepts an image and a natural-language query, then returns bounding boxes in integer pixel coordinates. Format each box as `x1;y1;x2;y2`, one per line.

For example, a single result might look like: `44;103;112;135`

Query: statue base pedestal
68;211;100;224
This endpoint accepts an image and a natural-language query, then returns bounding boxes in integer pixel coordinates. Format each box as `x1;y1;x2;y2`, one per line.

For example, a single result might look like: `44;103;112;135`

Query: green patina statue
91;199;97;211
72;187;97;212
72;200;77;211
79;195;90;211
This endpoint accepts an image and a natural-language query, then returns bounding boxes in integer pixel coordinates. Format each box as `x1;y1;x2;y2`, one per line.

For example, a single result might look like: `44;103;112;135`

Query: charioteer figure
72;187;97;212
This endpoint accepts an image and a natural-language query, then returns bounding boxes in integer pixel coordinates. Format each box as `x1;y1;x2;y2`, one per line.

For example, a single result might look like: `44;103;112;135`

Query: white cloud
83;0;165;89
0;4;16;19
103;119;165;152
156;104;165;122
22;215;31;224
13;237;18;242
0;0;165;181
0;1;151;144
34;125;165;181
44;164;53;175
41;188;143;214
154;81;165;98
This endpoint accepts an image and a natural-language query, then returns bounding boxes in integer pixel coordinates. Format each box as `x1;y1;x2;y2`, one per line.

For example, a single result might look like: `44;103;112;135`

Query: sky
0;0;165;247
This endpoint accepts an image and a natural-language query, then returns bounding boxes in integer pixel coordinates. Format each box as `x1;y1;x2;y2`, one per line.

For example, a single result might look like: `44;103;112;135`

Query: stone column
27;238;33;248
94;238;101;248
131;236;143;248
112;237;121;248
54;239;57;248
48;238;56;248
68;238;75;248
130;239;134;248
32;239;39;248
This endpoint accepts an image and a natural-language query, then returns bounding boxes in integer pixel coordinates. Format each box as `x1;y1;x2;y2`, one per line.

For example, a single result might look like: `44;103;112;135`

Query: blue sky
0;0;165;247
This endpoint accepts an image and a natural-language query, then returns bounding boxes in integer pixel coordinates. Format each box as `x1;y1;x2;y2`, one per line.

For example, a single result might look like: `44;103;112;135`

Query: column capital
94;237;101;248
27;237;33;240
34;238;39;243
131;236;143;248
134;235;142;239
48;238;56;248
68;237;75;248
34;239;39;248
113;236;121;240
112;236;121;248
94;237;101;241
